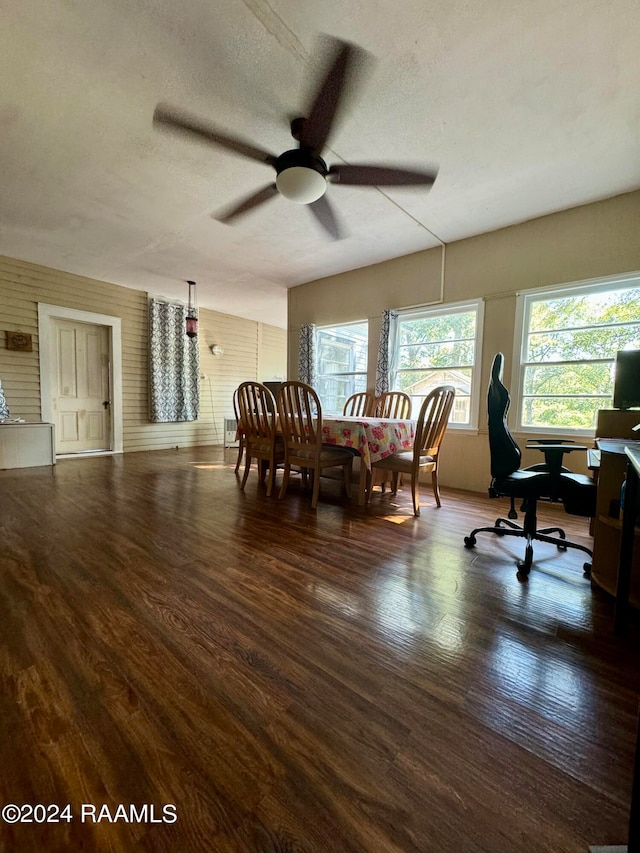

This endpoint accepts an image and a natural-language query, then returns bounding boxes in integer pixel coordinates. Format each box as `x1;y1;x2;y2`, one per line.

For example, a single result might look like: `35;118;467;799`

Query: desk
591;439;640;607
614;445;640;636
592;451;640;853
606;448;640;853
587;448;601;471
321;416;416;505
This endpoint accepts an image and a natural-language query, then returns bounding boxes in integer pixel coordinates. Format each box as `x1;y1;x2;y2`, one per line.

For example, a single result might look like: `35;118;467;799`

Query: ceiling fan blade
308;195;346;240
154;105;276;166
214;184;279;224
299;39;357;153
328;164;438;186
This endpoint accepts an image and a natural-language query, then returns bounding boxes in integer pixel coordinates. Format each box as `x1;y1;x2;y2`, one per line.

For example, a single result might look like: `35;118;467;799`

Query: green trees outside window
520;284;640;429
396;306;481;424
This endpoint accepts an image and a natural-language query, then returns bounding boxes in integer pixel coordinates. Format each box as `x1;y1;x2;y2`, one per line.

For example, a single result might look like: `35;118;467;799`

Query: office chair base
464;523;593;581
492;517;521;534
492;514;568;540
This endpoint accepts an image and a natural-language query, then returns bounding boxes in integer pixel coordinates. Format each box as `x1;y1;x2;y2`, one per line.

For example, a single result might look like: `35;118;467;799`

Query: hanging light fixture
186;280;198;338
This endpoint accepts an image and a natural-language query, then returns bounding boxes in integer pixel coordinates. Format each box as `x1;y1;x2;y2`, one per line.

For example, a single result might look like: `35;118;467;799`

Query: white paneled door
51;320;111;454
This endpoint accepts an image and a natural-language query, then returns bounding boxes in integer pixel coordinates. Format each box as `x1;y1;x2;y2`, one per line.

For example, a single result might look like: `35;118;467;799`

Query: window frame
393;298;485;431
315;319;369;414
511;272;640;436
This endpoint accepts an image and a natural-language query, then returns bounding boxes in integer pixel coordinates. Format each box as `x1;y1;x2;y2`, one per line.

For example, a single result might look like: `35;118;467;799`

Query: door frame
38;304;124;455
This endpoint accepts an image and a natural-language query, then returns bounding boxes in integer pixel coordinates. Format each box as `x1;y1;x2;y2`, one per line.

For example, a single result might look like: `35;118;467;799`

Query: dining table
320;415;417;505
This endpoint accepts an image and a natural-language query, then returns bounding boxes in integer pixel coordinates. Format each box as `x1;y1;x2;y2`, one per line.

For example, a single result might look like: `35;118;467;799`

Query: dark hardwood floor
0;447;639;852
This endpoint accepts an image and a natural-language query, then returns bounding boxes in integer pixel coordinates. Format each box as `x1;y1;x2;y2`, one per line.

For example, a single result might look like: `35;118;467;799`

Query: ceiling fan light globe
276;167;327;204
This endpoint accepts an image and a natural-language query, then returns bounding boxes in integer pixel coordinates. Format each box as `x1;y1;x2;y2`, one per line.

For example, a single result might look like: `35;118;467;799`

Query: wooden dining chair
375;391;412;419
277;381;354;509
343;391;376;417
371;391;413;492
232;387;246;473
236;382;284;497
366;385;456;515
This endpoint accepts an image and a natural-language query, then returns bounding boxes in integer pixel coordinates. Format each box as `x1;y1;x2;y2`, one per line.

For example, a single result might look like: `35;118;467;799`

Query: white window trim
511;271;640;436
395;298;485;431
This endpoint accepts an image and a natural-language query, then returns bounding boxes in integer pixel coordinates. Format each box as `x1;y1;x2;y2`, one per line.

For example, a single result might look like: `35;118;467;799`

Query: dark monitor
262;382;283;412
262;381;283;398
613;350;640;410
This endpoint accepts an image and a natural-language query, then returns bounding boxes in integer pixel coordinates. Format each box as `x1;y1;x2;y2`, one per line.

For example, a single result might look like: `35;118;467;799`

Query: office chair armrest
526;441;588;476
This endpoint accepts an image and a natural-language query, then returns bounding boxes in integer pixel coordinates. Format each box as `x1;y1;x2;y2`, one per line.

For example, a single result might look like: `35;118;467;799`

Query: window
316;321;368;414
394;300;484;427
515;275;640;432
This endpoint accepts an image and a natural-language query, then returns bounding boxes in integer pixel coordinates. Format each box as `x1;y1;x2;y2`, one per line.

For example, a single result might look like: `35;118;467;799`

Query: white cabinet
0;423;55;469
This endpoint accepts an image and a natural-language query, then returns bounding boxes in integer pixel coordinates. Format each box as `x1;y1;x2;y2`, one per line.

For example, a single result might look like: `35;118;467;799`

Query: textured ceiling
1;0;639;328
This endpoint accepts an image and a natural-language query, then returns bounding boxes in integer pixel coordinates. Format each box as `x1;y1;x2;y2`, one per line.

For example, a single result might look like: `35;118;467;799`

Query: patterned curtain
0;379;10;420
298;323;316;385
149;299;199;422
375;310;399;396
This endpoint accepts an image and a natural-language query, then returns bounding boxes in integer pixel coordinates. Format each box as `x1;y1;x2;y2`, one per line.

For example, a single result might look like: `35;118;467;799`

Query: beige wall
288;189;640;492
0;255;286;453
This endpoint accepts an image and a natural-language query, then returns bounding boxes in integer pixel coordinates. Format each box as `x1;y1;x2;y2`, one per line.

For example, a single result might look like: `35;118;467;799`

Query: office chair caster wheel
583;562;592;578
464;536;476;548
516;545;533;581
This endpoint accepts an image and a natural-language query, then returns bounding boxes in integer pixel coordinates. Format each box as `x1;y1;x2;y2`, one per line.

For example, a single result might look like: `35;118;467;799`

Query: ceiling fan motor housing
275;149;328;203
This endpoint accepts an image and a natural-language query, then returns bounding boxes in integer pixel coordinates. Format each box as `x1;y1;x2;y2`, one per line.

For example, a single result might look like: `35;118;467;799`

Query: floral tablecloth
321;416;416;470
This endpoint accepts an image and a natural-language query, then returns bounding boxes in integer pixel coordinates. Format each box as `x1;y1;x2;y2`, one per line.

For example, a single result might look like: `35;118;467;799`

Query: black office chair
464;353;596;580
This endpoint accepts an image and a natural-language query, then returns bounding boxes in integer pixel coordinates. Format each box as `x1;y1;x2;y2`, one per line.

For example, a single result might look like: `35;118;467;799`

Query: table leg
358;462;368;506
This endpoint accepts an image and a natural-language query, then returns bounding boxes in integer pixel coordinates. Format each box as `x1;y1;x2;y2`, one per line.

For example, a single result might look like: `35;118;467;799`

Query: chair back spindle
238;382;276;442
416;386;456;457
343;392;376;418
375;391;412;419
278;381;321;453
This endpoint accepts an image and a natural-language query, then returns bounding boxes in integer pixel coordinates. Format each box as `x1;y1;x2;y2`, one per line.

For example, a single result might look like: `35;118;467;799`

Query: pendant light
186;280;198;338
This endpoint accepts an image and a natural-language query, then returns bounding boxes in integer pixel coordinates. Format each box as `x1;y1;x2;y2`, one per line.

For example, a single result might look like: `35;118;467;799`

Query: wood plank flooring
0;447;639;852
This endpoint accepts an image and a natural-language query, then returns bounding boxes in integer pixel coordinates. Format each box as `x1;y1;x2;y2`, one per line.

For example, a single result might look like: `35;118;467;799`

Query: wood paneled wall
0;255;286;453
197;310;286;447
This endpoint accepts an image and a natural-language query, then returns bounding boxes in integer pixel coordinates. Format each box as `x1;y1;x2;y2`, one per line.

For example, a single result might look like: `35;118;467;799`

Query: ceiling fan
153;36;438;240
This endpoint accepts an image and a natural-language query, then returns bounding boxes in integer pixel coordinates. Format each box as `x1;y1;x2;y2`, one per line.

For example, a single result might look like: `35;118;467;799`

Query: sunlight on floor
191;463;228;470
